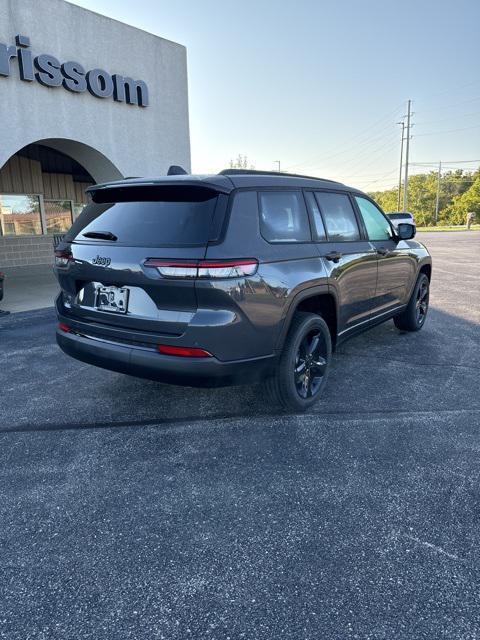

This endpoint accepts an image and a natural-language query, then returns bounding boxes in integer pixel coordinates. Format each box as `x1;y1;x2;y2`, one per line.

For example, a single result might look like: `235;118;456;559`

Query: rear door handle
324;251;343;263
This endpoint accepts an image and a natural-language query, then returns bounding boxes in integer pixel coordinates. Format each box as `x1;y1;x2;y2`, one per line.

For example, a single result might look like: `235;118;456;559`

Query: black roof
219;168;343;183
89;169;358;195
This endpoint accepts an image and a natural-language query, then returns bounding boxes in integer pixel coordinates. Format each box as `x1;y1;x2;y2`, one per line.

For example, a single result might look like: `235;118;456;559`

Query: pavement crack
403;533;460;562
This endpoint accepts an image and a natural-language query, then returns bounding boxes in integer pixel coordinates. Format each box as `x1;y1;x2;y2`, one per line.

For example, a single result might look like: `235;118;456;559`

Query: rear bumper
56;328;276;387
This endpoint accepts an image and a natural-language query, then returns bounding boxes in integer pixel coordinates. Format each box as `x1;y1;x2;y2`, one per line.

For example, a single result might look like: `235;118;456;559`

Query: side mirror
396;222;416;240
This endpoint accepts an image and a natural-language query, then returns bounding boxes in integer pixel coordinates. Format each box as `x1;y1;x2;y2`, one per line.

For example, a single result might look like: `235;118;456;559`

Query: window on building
258;191;310;243
44;200;73;234
355;196;392;241
304;191;327;241
73;203;87;220
314;192;360;242
0;195;42;236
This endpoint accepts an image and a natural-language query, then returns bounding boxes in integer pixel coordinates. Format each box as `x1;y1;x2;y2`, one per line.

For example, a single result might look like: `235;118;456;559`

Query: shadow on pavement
0;299;478;432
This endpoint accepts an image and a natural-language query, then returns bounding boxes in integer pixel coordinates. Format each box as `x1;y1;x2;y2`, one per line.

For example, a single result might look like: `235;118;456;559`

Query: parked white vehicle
387;211;416;230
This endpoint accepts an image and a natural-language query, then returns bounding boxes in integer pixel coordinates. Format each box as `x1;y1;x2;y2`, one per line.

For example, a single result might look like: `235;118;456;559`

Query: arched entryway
0;139;122;244
0;139;122;312
34;138;123;184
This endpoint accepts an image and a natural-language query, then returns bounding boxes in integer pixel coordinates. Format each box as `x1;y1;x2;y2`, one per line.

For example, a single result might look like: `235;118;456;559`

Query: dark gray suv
54;169;432;411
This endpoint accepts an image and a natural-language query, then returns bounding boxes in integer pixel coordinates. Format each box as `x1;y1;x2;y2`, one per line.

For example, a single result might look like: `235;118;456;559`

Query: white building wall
0;0;191;181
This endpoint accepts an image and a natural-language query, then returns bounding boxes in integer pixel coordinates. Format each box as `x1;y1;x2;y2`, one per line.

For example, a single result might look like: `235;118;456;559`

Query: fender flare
406;257;432;300
275;284;337;351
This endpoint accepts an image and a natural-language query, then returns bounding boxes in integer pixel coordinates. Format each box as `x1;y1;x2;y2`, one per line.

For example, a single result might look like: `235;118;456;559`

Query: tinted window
304;191;326;241
388;212;413;220
258;191;310;243
65;186;219;247
314;192;360;242
355;196;392;241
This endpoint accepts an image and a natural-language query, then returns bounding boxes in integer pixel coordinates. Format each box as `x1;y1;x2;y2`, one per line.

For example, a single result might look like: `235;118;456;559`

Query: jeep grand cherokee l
54;169;432;411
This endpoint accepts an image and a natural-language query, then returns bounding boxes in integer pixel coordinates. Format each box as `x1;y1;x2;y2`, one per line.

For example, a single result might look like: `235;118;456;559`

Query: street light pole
403;99;412;212
397;120;405;211
274;161;281;173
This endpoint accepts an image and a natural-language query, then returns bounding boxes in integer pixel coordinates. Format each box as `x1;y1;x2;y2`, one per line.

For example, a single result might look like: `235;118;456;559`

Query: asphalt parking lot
1;231;479;639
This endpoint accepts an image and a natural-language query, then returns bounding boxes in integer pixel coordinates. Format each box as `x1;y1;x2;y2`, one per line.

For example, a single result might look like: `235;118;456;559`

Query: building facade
0;0;190;268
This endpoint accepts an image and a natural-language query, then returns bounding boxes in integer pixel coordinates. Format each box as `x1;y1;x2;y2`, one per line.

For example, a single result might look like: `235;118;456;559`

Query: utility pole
397;120;405;211
435;161;442;225
274;160;281;172
403;99;412;212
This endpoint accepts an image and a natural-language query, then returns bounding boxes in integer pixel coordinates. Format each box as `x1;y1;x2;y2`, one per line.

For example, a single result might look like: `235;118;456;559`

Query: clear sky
72;0;480;191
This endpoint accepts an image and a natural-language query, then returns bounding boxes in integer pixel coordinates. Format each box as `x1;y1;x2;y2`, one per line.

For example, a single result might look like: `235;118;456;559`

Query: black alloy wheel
394;272;430;332
415;277;429;326
265;311;332;412
294;329;328;399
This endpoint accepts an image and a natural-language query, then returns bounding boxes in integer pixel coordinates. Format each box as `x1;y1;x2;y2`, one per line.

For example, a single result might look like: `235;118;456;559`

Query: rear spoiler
87;176;233;197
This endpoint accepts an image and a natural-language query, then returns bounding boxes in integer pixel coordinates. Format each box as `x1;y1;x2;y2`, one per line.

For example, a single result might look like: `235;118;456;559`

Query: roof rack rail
218;168;341;183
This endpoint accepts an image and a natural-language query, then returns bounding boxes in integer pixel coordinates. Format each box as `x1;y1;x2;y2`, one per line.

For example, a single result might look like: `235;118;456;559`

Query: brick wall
0;236;54;268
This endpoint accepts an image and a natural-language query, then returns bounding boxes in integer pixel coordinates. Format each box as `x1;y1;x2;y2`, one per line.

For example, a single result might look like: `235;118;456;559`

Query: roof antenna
167;165;188;176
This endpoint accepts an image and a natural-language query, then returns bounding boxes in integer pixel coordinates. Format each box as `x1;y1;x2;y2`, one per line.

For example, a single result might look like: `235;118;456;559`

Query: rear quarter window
65;185;221;247
314;191;361;242
258;190;311;243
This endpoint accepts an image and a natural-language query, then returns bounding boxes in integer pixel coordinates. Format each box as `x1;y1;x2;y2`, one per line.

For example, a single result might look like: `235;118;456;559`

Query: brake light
144;258;258;279
157;344;212;358
55;249;73;267
58;322;71;333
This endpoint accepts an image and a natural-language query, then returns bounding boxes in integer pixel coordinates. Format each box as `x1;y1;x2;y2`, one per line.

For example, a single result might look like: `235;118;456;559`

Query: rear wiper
82;231;118;241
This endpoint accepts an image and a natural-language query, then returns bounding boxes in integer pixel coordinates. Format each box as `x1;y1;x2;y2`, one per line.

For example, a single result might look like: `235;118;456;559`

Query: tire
393;272;430;332
266;312;332;412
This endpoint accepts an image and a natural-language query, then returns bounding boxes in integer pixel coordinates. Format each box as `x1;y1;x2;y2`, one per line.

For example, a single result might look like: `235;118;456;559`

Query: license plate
95;285;129;314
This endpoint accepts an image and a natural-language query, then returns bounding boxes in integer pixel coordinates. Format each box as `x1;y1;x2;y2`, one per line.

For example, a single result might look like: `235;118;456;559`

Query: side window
355;196;392;241
314;191;360;242
304;191;326;241
258;191;311;243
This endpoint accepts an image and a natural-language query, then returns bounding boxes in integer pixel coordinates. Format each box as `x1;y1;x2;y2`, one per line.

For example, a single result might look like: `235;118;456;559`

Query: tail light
157;344;212;358
55;249;73;267
144;258;258;279
58;322;71;333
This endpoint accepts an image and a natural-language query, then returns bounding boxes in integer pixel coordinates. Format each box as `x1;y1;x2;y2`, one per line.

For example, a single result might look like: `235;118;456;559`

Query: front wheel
394;272;430;331
265;312;332;412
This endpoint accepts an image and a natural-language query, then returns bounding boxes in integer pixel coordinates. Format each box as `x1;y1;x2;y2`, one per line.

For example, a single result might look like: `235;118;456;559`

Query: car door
305;190;378;334
353;195;417;313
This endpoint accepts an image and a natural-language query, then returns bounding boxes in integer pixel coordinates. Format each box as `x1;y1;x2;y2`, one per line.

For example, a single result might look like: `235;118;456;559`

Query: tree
441;175;480;225
229;154;255;170
368;168;479;226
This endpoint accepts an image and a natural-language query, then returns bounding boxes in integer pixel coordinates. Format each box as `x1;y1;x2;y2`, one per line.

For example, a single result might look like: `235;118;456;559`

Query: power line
287;124;399;172
411;159;480;165
414;123;480;137
340;136;400;177
416;95;480;114
284;102;404;171
414;110;480;126
416;80;480;102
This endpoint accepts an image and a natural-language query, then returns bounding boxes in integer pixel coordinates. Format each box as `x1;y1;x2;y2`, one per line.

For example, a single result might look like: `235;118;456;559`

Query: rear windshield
65;185;220;247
